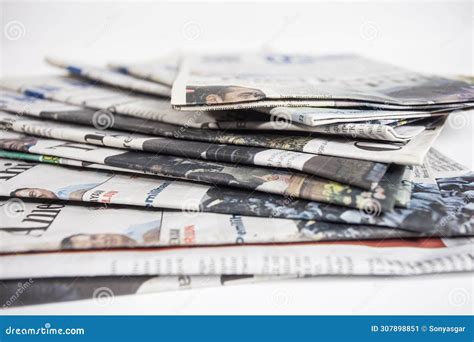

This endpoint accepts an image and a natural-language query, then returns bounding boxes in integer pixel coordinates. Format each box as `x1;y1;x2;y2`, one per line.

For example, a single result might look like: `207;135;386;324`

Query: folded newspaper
1;199;433;254
2;237;473;279
171;53;474;111
0;152;472;234
0;75;272;129
109;53;179;86
0;106;390;189
0;131;404;210
260;106;454;127
0;85;429;141
0;148;411;210
35;58;461;140
0;149;139;174
0;88;445;165
45;56;173;98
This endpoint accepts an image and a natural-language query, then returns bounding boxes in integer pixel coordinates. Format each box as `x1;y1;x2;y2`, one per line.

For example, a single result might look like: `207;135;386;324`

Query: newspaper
250;117;427;142
0;131;402;210
2;237;473;279
394;165;414;207
45;57;172;98
260;106;452;127
0;107;390;190
0;154;402;217
427;148;473;179
0;150;156;175
0;89;445;165
42;58;437;141
0;155;471;234
0;87;427;141
109;53;180;86
0;275;291;307
171;53;474;110
0;75;274;129
0;148;412;212
292;118;426;142
203;116;447;165
0;198;433;254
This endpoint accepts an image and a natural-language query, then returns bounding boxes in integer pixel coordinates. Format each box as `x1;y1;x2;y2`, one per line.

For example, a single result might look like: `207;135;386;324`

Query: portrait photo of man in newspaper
10;183;103;201
185;85;266;104
60;220;162;250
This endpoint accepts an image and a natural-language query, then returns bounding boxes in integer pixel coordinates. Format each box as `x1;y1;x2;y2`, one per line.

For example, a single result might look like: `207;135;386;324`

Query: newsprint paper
45;56;172;98
0;199;431;254
0;88;444;164
0;86;428;140
0;131;403;210
0;76;285;129
109;53;179;86
0;155;472;235
172;53;474;110
0;103;390;190
1;237;473;279
0;149;412;210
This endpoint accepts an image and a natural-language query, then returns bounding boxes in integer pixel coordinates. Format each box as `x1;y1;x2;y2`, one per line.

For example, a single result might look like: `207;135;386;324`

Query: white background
1;0;473;315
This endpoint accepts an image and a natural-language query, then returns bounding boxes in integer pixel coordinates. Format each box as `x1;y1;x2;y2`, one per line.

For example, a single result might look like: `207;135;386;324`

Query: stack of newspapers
0;53;473;307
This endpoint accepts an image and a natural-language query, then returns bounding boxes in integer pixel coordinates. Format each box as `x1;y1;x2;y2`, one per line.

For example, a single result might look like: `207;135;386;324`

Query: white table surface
1;0;473;315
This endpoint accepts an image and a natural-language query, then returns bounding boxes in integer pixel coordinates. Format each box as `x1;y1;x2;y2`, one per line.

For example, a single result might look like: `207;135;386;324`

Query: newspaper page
295;118;426;142
0;75;275;129
172;53;474;110
45;57;172;97
426;148;472;179
0;131;402;210
2;237;473;279
0;107;390;190
394;165;414;207
2;101;445;168
208;116;448;165
0;275;292;307
0;88;445;165
0;150;136;174
41;58;440;141
235;118;426;141
0;147;412;213
0;156;471;234
108;53;180;86
260;106;455;127
0;199;431;254
0;87;429;141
